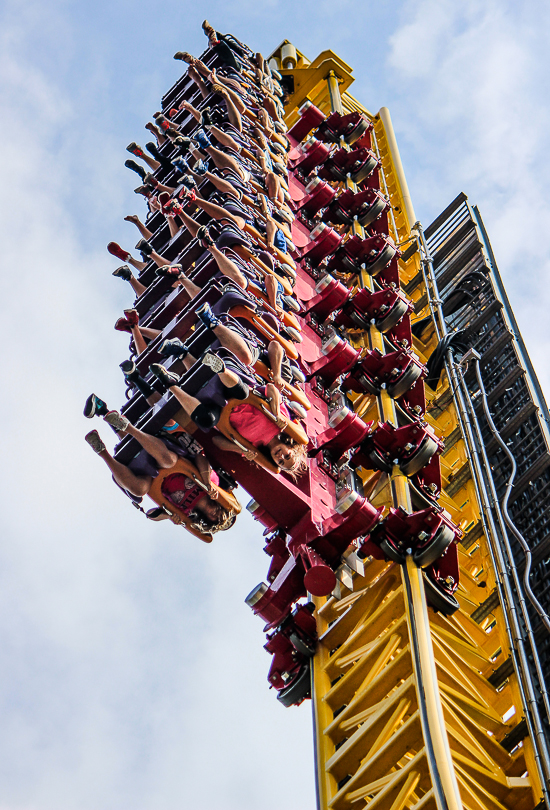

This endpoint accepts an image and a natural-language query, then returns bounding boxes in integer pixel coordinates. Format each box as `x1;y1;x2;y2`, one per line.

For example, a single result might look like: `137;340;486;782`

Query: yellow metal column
326;70;344;115
403;557;462;810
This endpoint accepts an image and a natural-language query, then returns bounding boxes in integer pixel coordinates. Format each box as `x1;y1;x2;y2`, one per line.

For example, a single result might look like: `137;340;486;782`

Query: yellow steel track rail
269;39;545;810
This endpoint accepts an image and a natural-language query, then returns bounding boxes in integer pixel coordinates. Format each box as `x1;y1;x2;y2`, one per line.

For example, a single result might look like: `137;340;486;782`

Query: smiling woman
213;384;309;477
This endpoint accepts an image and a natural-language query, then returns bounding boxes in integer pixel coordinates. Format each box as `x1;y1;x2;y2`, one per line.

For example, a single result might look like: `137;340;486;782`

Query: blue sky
1;1;550;808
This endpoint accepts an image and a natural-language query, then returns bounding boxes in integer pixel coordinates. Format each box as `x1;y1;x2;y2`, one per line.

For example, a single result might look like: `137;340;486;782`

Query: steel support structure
269;39;550;810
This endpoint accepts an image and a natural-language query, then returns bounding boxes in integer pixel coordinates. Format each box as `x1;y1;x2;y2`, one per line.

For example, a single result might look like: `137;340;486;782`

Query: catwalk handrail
415;219;550;804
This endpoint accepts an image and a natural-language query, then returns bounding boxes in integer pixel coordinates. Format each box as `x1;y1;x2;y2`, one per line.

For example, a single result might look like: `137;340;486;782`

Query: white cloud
386;0;550;396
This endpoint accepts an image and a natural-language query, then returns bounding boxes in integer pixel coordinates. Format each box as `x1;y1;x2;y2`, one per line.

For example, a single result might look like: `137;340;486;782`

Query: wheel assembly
289;632;316;658
422;571;460;616
376;297;409;333
365;243;396;277
277;662;311;707
351;154;378;184
387;362;423;399
380;537;405;565
368;447;393;474
413;523;455;568
358;196;386;228
400;435;439;477
356;373;382;396
345;117;370;145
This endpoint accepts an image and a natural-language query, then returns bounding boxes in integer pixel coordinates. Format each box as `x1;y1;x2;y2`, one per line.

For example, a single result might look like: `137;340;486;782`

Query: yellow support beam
272;40;544;810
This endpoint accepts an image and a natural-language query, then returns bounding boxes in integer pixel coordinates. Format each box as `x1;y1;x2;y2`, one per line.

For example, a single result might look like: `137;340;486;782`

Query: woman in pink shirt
213;383;308;478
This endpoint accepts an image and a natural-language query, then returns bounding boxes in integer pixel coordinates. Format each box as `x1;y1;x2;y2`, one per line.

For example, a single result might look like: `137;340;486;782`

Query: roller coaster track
266;40;550;810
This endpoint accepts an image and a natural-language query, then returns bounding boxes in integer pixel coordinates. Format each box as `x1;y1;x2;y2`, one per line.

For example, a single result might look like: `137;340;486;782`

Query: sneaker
85;430;106;454
173;136;191;153
278;262;297;281
282;295;301;312
157;191;171;209
124;159;146;180
194;130;211;150
196;302;219;329
201;352;225;374
155;264;182;278
159;337;191;357
108;242;130;261
277;207;294;224
286;326;303;343
288;401;307;420
174;51;192;62
104;410;130;432
142;173;159;188
119;359;136;375
193;159;208;176
179;186;196;202
123;308;139;327
145;142;172;169
134;185;153;198
135;238;153;257
149;363;180;387
171;157;188;175
146;505;171;520
112;264;132;281
114;317;132;333
179;173;196;190
197;225;214;247
126;142;144;157
290;365;306;383
83;393;108;419
154;114;171;131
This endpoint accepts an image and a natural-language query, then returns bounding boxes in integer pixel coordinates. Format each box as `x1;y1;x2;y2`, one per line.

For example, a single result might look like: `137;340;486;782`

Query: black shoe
159;338;191;358
134;185;153;198
173;136;191;155
124;159;146;180
83;393;108;418
150;363;181;387
197;225;214;247
135;238;153;257
200;108;213;127
119;359;136;375
146;505;171;521
145;142;172;170
155;264;182;278
121;360;157;398
112;264;132;281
